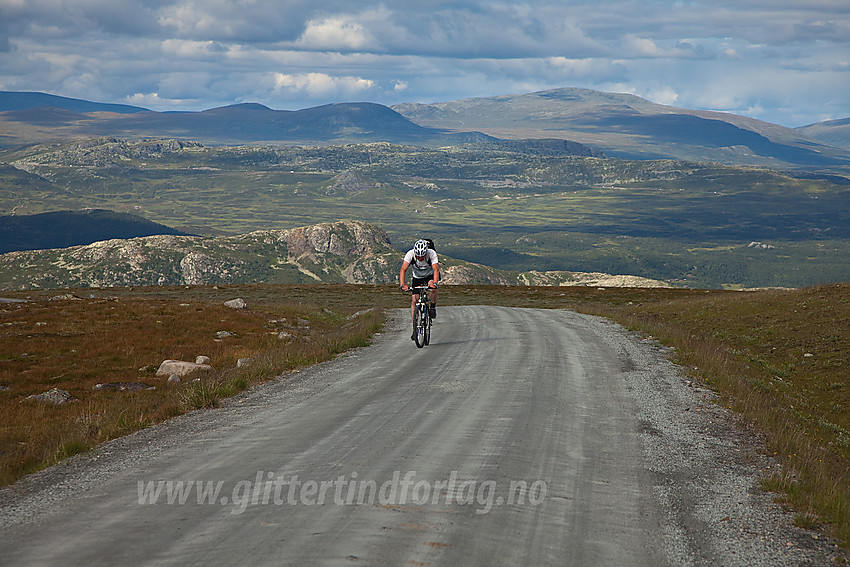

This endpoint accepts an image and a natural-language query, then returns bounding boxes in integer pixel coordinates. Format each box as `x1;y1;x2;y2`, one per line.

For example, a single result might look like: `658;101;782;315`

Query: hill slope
393;88;850;171
0;220;671;290
0;96;490;147
0;91;148;114
3;89;849;172
796;118;850;151
0;209;191;254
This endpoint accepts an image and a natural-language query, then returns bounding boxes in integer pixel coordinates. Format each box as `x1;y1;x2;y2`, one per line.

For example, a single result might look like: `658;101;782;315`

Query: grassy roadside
2;282;849;550
0;284;386;486
575;283;850;548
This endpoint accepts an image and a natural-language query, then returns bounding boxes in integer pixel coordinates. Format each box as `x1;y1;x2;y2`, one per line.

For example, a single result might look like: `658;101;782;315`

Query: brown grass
0;284;385;486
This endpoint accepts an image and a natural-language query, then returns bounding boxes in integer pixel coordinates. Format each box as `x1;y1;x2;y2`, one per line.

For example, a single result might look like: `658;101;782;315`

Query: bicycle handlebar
401;284;437;293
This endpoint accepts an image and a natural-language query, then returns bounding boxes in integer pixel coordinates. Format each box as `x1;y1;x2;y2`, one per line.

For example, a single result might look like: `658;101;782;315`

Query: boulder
224;298;246;309
25;387;74;405
156;360;213;378
195;355;211;365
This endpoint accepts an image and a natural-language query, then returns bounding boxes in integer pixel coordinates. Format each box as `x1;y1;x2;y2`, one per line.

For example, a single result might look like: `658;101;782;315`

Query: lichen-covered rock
25;387;74;405
517;270;673;288
181;252;222;285
0;220;399;289
155;360;213;378
224;298;246;309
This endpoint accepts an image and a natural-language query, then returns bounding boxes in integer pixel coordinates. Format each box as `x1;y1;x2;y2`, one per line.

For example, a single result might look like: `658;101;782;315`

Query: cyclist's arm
399;261;410;290
430;262;439;287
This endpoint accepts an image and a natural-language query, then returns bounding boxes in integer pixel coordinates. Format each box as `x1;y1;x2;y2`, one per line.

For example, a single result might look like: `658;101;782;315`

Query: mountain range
2;89;849;171
393;88;850;170
0;92;488;147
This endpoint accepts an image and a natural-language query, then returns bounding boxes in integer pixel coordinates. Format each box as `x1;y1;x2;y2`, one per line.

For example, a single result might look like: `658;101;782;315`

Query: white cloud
622;35;708;59
157;5;219;37
272;72;375;97
125;92;198;108
624;36;665;57
160;39;229;59
646;87;680;106
296;14;378;52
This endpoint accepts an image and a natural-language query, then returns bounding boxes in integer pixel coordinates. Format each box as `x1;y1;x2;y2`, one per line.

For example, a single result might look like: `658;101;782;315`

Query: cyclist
399;239;439;340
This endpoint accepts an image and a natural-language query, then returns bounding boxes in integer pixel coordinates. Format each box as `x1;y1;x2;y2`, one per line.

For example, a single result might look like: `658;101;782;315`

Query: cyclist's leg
428;286;437;318
411;301;419;341
423;302;431;345
412;277;429;318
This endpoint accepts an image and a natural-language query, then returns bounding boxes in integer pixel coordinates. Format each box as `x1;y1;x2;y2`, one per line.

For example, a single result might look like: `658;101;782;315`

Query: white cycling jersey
404;248;439;279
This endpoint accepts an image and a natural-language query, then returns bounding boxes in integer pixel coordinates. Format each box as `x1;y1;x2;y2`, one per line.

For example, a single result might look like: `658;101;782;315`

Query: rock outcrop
0;219;675;289
0;220;399;289
25;388;74;405
156;360;213;378
516;270;674;288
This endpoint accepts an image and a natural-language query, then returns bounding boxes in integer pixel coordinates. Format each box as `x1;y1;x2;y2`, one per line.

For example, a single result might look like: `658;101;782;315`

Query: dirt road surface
0;306;844;565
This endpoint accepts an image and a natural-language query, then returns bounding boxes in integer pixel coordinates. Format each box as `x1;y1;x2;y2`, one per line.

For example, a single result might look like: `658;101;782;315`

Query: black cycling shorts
411;275;433;288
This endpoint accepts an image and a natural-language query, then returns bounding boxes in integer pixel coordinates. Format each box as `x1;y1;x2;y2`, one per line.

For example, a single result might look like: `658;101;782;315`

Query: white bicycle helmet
413;239;429;257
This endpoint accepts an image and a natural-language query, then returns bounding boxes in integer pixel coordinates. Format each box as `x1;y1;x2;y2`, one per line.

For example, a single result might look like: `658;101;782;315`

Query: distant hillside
3;89;850;171
0;96;491;147
0;209;190;254
393;88;850;171
0;220;671;290
101;102;496;145
796;118;850;151
0;91;148;114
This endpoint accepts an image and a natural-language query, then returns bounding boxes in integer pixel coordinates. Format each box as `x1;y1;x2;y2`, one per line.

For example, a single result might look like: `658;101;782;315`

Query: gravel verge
584;312;847;565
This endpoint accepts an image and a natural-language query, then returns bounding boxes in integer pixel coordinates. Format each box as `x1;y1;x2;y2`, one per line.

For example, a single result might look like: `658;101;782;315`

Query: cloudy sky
1;0;848;127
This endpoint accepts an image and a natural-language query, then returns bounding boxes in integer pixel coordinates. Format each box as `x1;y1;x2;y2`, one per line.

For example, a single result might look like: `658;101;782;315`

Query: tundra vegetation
1;283;849;550
2;138;850;289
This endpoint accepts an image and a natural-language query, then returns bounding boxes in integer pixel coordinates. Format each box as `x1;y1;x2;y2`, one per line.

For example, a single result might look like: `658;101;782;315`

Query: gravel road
0;306;845;566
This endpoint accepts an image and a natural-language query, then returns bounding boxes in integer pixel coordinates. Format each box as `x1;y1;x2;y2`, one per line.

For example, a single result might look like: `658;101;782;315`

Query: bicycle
409;286;433;348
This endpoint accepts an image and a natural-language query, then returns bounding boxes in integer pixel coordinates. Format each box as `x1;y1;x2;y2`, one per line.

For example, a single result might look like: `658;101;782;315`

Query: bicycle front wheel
414;306;426;348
